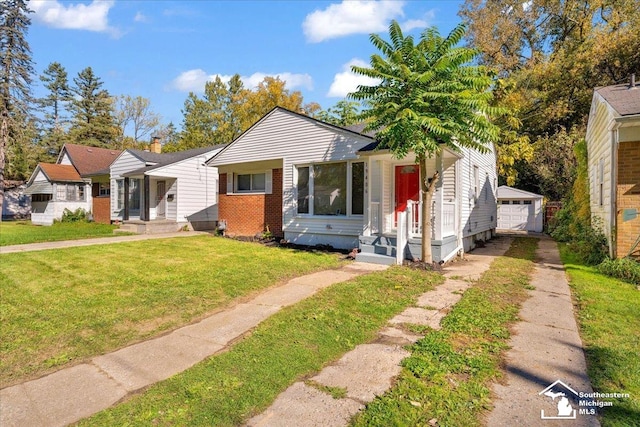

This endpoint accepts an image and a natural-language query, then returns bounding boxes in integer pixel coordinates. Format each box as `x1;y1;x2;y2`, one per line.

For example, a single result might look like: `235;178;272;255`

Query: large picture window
296;161;364;216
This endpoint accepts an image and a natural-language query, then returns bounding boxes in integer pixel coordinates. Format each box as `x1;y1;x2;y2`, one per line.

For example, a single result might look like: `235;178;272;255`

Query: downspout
610;128;618;258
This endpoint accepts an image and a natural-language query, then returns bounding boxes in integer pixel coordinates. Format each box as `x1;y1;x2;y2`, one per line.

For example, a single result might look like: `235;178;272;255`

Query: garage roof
497;185;543;200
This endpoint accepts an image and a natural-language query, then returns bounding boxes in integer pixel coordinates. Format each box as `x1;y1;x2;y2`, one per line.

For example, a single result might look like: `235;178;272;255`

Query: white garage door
498;200;535;231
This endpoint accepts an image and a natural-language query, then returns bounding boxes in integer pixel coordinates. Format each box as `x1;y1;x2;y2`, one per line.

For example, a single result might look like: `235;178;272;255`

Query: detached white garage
497;186;544;232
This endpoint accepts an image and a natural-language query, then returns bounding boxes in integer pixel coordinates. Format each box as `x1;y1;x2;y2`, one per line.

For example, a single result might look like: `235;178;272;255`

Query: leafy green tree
67;67;118;147
316;100;361;126
38;61;70;156
351;21;502;262
114;95;160;148
1;0;35;208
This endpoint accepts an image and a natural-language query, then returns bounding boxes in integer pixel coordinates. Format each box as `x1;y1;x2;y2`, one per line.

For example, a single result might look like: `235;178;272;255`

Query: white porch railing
442;202;456;237
370;202;380;235
406;200;456;239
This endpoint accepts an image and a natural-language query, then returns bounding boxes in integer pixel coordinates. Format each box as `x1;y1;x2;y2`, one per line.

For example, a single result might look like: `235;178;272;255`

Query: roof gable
209;107;374;166
59;144;122;176
123;145;226;176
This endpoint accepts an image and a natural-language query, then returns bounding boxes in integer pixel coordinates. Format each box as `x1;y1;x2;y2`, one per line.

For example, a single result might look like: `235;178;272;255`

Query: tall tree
351;21;503;262
67;67;118;147
114;95;160;148
38;61;70;156
0;0;34;211
315;100;361;126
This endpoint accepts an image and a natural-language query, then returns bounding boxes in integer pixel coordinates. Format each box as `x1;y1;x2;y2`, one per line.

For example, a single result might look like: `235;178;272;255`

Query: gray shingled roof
125;145;226;176
596;81;640;116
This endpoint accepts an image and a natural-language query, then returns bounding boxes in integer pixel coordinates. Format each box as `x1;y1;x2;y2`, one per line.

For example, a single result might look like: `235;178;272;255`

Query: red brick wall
92;196;111;224
218;169;283;237
616;141;640;258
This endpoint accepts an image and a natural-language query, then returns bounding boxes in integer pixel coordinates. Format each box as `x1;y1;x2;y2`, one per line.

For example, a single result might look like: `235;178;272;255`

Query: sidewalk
0;231;210;254
0;262;387;427
247;237;514;426
486;237;599;426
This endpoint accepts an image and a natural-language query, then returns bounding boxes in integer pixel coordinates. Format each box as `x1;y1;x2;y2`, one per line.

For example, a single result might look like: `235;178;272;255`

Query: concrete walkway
247;237;514;427
0;231;210;254
0;262;387;427
486;237;599;426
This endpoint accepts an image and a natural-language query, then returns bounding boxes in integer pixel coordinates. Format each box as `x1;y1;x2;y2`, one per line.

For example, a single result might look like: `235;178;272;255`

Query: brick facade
616;141;640;258
218;169;283;237
92;197;111;224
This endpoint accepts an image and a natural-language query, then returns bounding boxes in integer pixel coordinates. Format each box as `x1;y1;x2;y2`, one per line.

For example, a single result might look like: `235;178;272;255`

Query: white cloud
134;11;148;23
303;0;405;43
327;59;381;98
400;10;435;32
30;0;118;35
171;70;314;93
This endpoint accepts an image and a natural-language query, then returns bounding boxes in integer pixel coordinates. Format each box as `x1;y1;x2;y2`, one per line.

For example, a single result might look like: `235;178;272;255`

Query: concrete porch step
115;221;184;235
355;252;397;266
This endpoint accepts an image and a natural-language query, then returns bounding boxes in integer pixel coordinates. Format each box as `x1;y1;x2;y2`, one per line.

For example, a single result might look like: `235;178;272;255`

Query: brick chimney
150;135;161;153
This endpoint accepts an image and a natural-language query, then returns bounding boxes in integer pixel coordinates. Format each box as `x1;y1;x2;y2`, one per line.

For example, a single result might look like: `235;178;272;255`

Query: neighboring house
585;76;640;258
24;144;122;225
110;143;225;232
1;181;30;220
497;186;544;232
207;107;498;264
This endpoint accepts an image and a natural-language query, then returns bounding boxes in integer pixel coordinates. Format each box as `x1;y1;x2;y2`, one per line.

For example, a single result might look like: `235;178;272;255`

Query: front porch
356;150;462;265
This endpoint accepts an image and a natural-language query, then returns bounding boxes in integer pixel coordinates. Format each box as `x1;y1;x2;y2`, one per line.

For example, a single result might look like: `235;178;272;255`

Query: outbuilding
496;186;544;232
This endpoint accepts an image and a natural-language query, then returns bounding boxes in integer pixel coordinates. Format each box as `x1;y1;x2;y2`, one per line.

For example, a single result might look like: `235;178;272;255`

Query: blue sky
28;0;465;135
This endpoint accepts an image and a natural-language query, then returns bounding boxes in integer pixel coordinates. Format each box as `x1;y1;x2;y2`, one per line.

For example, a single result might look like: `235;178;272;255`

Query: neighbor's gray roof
596;81;640;116
24;181;53;195
124;145;226;177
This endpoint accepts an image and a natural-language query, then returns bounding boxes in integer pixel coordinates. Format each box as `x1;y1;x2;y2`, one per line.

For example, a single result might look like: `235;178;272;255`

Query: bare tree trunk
419;157;439;263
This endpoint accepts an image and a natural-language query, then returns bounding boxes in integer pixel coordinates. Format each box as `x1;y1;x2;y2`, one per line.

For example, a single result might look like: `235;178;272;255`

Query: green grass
0;221;122;246
79;267;444;426
560;245;640;427
351;237;538;427
0;236;343;387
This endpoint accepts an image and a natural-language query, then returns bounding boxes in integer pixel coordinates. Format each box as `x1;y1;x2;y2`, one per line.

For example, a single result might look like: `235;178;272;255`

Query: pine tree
68;67;118;147
0;0;35;211
38;62;70;155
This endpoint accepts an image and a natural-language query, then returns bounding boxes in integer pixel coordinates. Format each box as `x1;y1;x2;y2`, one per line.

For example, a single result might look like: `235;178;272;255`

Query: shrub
597;258;640;285
60;208;90;223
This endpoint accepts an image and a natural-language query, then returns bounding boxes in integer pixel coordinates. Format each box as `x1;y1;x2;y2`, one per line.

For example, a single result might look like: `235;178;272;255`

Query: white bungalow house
207;107;498;264
110;143;225;232
24;144;122;225
585;76;640;258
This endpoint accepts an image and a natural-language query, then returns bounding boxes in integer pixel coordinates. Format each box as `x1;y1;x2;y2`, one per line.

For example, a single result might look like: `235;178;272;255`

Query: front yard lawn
0;221;121;246
0;236;343;387
80;267;443;426
559;246;640;427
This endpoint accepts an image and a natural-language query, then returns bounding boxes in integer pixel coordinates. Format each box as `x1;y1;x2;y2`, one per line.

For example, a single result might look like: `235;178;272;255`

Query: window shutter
227;173;233;194
265;170;273;194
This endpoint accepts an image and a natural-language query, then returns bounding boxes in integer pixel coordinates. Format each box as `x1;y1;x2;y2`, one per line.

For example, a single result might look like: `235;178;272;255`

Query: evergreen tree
38;61;70;156
0;0;35;209
68;67;118;147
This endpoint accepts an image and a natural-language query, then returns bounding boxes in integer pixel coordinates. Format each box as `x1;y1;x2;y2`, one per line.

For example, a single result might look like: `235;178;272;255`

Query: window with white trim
236;173;266;193
56;184;85;201
296;161;364;216
473;165;480;202
99;182;110;196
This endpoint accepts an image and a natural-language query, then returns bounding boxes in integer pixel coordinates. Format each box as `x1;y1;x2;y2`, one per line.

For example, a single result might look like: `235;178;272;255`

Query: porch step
115;221;184;235
355;252;397;266
360;243;397;257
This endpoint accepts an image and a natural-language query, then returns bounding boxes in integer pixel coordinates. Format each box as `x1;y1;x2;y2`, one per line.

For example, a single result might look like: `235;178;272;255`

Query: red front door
395;165;420;226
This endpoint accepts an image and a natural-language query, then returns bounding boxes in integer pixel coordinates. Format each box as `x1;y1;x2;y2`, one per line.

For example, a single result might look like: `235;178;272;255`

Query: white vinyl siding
146;149;220;222
210;108;374;248
459;143;498;241
110;151;145;220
